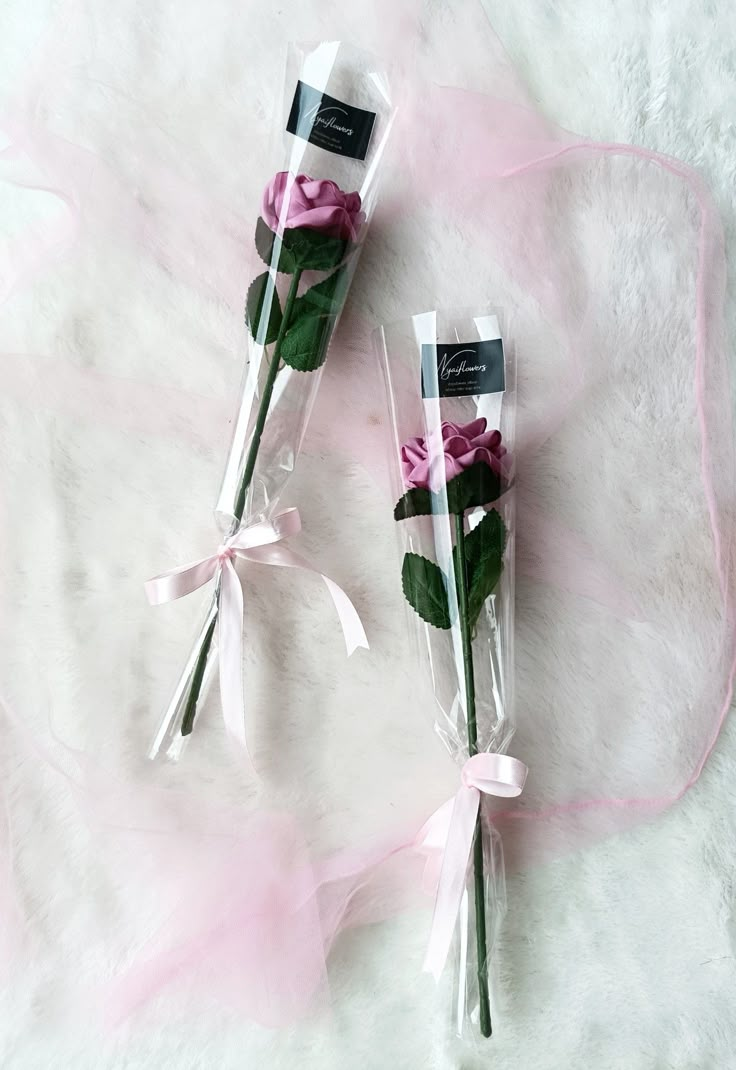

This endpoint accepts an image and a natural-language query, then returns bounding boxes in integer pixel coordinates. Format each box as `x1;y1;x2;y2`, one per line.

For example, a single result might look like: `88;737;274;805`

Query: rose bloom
261;172;363;241
401;418;507;491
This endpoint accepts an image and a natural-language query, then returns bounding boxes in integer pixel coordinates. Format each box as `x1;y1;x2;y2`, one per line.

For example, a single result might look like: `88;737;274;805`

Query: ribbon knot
460;760;477;789
145;507;368;756
419;751;528;981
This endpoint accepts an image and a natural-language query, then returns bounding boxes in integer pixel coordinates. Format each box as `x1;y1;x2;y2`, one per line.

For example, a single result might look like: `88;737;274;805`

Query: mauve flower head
261;172;363;241
401;418;507;491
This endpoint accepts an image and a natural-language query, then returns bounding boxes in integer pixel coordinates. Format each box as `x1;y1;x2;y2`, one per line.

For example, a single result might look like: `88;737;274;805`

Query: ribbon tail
413;797;456;895
423;785;480;981
217;558;249;754
241;544;369;655
319;574;369;655
144;555;218;605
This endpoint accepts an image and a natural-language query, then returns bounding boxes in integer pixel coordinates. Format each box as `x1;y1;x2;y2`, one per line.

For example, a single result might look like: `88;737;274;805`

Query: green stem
180;608;217;736
233;268;303;524
179;267;303;738
454;511;492;1038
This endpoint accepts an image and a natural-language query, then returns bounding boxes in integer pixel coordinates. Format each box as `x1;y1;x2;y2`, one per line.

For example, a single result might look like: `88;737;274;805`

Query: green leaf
401;553;452;629
245;272;282;345
255;217;298;274
459;509;507;629
254;218;349;273
393;486;432;521
282;226;348;271
280;311;335;372
394;462;503;520
294;266;350;316
445;462;503;514
278;265;351;371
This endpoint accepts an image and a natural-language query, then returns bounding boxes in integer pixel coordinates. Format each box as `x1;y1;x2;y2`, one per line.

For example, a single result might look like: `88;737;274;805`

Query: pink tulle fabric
0;0;733;1030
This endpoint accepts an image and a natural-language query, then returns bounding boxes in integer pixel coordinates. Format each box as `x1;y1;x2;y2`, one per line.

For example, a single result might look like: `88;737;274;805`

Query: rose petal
443;455;465;483
443;434;477;458
460;417;488;439
402;440;429;466
407;460;431;489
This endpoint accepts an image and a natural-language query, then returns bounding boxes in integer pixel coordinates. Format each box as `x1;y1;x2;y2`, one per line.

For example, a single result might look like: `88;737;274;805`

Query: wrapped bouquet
378;309;528;1041
147;43;395;760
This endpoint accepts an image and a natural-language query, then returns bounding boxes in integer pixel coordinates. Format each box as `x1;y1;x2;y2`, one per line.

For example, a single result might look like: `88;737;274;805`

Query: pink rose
261;172;363;241
401;418;507;491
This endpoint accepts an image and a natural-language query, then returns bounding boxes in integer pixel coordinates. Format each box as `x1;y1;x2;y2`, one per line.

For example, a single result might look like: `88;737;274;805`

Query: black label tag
421;339;505;399
286;81;376;161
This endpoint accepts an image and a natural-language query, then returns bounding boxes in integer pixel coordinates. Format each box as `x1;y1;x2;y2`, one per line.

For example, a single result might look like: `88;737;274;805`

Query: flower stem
233;268;303;523
179;267;303;738
180;608;217;736
454;511;492;1038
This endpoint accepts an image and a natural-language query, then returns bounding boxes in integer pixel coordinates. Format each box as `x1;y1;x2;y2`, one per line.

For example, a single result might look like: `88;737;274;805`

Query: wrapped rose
378;312;524;1042
146;36;396;763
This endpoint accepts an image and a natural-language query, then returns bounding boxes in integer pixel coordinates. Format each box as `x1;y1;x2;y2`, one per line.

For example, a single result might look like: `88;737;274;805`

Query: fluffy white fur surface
0;1;735;1067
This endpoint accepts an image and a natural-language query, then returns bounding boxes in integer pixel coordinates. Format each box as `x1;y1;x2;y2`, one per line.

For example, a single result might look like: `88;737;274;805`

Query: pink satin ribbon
419;752;528;980
145;507;369;751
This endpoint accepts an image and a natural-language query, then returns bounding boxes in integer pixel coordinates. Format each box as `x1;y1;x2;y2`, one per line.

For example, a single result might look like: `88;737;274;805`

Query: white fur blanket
0;1;734;1067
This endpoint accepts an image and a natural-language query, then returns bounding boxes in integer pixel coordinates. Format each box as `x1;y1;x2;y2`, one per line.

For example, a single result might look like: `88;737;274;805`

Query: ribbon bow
145;508;368;752
419;751;528;980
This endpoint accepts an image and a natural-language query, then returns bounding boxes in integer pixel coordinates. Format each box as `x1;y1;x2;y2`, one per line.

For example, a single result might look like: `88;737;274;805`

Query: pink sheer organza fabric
0;0;733;1027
